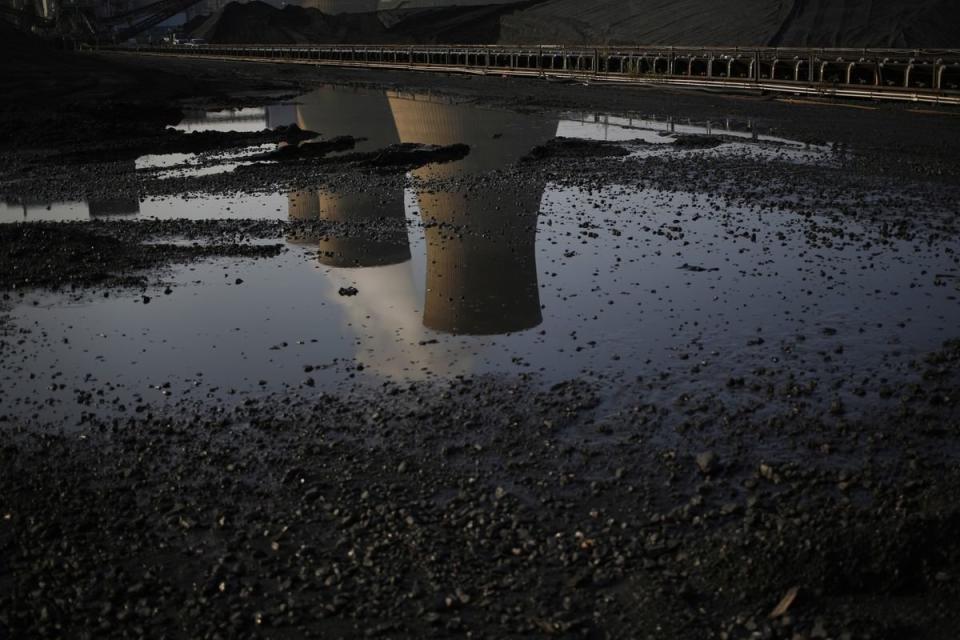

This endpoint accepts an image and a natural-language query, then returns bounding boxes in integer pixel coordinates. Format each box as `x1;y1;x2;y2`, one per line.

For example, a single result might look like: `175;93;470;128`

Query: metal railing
107;44;960;105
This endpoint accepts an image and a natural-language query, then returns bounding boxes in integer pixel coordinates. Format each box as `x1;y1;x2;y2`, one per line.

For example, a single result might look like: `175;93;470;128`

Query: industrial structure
0;0;206;41
0;0;531;42
120;43;960;105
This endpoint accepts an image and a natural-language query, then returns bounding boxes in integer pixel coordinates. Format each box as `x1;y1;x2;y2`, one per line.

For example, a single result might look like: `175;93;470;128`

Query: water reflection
288;190;411;268
294;86;400;152
87;197;141;217
0;200;88;223
419;191;542;335
388;95;553;334
175;107;271;133
557;112;823;147
287;88;556;337
288;87;411;268
0;197;139;222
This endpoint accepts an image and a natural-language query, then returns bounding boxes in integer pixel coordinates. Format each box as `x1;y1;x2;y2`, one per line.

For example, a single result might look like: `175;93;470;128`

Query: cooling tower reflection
285;87;449;377
286;88;558;379
294;85;401;152
287;189;473;379
87;197;141;217
89;160;141;218
288;189;411;267
389;92;556;334
415;186;544;335
287;86;410;267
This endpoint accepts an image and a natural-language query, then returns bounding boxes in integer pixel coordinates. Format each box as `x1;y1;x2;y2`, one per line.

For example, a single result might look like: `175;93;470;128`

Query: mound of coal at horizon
188;0;959;47
191;0;543;44
501;0;960;47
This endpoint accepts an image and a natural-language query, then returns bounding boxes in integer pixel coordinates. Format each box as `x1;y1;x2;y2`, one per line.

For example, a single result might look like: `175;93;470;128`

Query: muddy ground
1;49;960;639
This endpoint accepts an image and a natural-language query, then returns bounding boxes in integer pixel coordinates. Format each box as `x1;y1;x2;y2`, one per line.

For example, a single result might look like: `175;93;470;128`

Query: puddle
4;181;959;424
3;84;957;425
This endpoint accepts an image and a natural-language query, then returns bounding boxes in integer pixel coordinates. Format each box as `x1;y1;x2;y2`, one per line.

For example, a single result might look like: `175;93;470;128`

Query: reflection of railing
558;112;829;149
176;108;269;132
109;44;960;105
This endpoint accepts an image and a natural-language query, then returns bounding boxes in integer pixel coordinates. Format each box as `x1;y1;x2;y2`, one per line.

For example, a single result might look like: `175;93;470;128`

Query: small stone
760;463;777;482
829;398;844;416
811;617;828;638
695;451;717;475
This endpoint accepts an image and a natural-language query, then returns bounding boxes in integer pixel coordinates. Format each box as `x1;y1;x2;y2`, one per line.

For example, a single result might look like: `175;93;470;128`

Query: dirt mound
500;0;960;47
200;1;385;44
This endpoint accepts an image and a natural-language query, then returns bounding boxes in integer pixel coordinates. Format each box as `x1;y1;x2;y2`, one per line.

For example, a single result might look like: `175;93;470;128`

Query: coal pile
196;1;385;44
500;0;960;47
191;0;960;47
193;0;542;44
